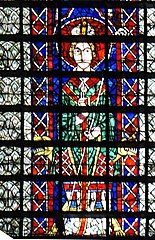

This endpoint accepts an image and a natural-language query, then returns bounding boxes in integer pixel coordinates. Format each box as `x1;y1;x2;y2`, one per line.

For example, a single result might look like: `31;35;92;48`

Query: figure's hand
84;127;101;140
78;98;87;106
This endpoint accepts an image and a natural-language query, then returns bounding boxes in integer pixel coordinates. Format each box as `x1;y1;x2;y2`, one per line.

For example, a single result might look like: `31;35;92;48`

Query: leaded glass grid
0;0;155;239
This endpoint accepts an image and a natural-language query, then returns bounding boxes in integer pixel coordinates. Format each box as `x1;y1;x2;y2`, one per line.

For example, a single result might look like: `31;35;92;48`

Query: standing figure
60;19;133;236
35;18;136;236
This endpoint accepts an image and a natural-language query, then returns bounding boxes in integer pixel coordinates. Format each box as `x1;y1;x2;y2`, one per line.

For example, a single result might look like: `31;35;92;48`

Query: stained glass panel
0;147;21;175
0;8;20;34
24;77;59;106
0;0;155;239
0;42;20;70
147;9;155;36
0;219;20;238
0;77;21;105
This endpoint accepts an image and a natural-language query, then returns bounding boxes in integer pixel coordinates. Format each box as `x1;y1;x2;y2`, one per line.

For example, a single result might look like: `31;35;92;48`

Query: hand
84;127;101;140
78;97;87;106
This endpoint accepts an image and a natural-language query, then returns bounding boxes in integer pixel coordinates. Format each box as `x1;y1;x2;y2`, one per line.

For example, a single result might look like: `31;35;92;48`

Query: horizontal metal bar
0;70;154;78
0;1;154;9
0;35;154;42
0;105;155;113
0;210;154;218
0;140;155;148
12;236;155;240
0;174;154;182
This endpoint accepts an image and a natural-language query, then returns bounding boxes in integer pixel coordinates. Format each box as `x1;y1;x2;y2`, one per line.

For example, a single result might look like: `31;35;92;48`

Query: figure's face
73;42;93;70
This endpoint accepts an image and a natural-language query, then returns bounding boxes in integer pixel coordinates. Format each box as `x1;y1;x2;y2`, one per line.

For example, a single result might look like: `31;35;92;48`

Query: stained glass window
0;0;155;239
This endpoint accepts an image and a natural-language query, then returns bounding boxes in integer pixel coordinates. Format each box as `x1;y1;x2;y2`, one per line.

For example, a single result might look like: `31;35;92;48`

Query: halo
61;17;115;68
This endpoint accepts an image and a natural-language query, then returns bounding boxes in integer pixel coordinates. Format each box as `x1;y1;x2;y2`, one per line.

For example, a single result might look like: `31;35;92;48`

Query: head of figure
69;42;96;71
